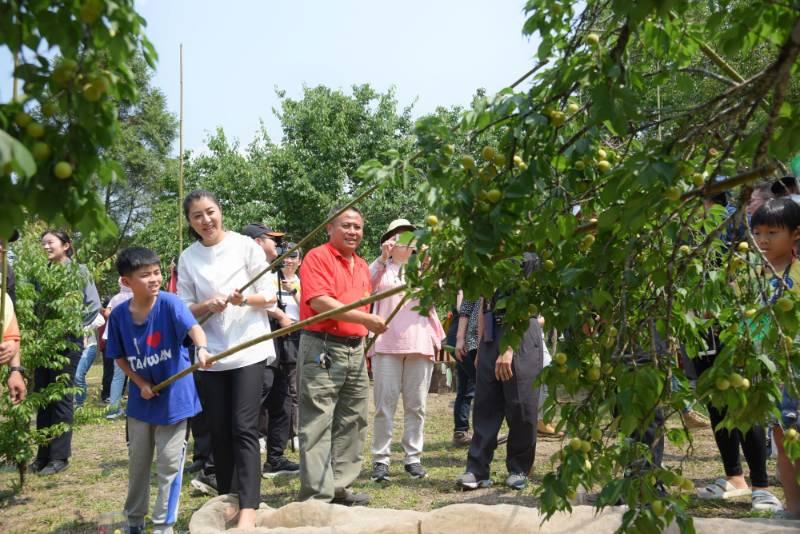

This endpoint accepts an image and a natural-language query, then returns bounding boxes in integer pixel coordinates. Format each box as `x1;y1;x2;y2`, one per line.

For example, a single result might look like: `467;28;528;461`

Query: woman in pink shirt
368;219;444;482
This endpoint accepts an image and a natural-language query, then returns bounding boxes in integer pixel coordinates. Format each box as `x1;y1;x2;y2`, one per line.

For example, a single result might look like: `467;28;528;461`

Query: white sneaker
752;489;784;512
259;437;266;454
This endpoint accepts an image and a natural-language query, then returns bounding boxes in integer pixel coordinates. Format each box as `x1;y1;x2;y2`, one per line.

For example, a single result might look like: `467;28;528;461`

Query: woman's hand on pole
206;296;228;312
196;347;214;369
228;290;246;306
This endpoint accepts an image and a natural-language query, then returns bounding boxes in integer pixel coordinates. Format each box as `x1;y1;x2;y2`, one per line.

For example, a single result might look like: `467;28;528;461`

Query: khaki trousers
298;333;368;501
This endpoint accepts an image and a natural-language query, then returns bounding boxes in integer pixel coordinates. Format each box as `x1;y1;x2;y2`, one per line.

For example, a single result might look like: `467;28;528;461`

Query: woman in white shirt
177;190;276;529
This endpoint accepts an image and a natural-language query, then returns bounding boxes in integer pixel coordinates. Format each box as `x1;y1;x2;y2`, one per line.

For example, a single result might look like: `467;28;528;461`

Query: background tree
100;55;178;255
134;84;422;260
267;84;416;249
349;1;800;531
0;0;157;241
0;229;84;489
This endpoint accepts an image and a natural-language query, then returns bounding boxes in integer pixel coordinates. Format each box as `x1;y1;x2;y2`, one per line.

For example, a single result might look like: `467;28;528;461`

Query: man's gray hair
326;204;363;220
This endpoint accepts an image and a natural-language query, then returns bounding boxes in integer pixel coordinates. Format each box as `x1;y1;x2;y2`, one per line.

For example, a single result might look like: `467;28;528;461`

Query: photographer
272;243;302;450
242;223;299;477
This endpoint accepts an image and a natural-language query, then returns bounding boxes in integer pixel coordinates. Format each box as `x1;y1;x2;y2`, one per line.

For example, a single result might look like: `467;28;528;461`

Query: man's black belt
302;330;364;348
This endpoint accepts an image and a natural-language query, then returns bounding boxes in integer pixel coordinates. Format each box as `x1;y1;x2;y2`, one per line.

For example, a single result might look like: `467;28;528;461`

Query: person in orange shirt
1;291;25;404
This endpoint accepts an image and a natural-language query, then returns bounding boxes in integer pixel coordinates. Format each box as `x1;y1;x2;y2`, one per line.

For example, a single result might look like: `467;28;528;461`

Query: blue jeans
453;349;477;432
108;360;127;411
74;344;98;406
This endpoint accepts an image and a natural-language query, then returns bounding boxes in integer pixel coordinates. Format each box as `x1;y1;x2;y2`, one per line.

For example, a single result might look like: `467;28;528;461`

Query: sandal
537;421;564;440
752;489;784;512
696;478;752;500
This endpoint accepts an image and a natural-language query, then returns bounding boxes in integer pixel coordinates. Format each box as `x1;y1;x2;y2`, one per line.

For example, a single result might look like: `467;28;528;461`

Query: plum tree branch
754;15;800;165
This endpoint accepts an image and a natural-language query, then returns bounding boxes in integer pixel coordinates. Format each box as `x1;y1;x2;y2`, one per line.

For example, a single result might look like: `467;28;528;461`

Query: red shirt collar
324;242;361;263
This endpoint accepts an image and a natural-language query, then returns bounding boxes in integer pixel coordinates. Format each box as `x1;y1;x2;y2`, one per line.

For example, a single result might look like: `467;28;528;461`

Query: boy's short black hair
116;247;161;276
751;197;800;230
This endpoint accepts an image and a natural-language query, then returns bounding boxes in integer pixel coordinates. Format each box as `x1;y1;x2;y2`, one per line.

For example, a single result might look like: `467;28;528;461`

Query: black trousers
283;363;299;437
629;407;666;470
101;355;114;400
278;331;301;437
191;370;214;472
35;347;82;462
466;319;543;479
259;363;291;463
198;361;263;509
693;337;769;487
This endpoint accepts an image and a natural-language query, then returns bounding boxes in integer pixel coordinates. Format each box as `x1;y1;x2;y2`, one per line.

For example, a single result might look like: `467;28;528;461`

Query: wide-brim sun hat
380;218;416;244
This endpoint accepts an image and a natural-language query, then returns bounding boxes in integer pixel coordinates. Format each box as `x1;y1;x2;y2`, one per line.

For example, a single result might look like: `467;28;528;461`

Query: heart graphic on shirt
146;331;161;348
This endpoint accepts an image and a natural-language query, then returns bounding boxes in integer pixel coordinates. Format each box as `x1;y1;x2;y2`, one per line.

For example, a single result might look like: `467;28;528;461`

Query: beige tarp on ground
189;494;799;533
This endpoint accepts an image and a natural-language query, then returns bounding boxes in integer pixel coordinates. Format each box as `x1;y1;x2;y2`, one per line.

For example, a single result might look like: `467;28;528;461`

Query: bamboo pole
0;240;7;339
364;291;410;355
2;54;18;336
11;52;19;102
197;183;381;325
178;44;185;256
154;285;407;392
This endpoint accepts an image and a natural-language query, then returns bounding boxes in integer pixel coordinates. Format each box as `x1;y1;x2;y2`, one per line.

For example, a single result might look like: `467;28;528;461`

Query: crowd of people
1;178;800;532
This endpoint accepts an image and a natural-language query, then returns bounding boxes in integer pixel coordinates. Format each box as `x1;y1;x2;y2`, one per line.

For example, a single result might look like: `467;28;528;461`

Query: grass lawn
0;362;785;533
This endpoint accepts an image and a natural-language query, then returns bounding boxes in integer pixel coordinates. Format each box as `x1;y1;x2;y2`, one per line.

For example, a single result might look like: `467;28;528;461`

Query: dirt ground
0;365;785;533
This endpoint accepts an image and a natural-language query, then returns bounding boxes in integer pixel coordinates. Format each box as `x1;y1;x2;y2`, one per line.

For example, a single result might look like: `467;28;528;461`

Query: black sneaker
185;458;206;474
404;463;427;479
28;458;48;473
191;471;219;496
38;459;69;476
262;457;300;478
332;488;370;506
456;472;492;490
370;462;390;482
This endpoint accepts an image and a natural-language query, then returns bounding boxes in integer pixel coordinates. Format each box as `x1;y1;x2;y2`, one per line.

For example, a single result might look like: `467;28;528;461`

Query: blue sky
3;1;539;153
136;0;538;152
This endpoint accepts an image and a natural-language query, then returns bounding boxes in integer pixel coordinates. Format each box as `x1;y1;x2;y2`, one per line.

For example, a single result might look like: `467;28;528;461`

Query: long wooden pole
154;285;406;392
364;292;410;354
2;54;18;336
178;44;184;255
197;182;381;325
0;240;7;338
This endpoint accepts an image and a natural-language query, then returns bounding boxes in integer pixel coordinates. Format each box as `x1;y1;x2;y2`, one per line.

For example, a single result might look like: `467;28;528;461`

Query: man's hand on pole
364;313;388;334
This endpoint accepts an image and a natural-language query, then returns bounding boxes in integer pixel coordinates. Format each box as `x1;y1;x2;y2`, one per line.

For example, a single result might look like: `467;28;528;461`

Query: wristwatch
239;296;249;307
8;365;25;376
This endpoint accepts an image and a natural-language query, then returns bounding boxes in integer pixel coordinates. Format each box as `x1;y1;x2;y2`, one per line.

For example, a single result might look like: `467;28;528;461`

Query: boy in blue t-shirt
105;247;212;534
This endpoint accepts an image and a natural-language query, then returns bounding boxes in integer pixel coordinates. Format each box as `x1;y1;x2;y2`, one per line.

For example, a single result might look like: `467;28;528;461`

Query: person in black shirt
456;253;544;491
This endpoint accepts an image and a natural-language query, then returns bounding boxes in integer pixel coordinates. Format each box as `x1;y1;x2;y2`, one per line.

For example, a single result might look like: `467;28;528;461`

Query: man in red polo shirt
298;206;387;505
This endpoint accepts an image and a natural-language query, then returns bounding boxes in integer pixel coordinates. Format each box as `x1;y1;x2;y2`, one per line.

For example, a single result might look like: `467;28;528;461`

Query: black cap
284;242;301;257
241;223;285;240
772;176;798;196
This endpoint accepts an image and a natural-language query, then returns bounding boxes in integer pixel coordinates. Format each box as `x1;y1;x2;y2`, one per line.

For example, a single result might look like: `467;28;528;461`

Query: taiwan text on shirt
105;291;202;425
